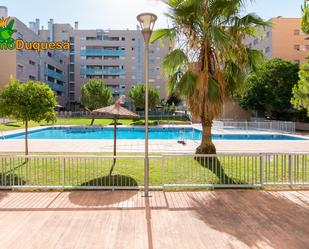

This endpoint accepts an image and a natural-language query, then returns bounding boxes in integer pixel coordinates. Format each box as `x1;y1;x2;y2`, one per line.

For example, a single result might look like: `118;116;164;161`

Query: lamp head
137;12;157;43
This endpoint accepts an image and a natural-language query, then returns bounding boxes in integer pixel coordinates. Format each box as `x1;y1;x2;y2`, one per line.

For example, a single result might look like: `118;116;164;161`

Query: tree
0;78;56;155
291;1;309;116
80;79;113;125
301;1;309;34
240;59;300;120
128;83;160;111
151;0;268;154
291;60;309;115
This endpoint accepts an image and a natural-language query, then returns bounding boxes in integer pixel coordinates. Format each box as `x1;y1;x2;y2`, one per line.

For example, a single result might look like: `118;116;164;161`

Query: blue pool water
2;127;307;140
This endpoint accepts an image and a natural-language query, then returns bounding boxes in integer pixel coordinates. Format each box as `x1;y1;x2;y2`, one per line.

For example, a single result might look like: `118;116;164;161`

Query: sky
0;0;305;30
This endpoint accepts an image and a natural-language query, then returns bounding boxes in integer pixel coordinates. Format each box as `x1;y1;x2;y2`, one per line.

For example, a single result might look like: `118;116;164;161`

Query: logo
0;17;16;46
0;17;70;52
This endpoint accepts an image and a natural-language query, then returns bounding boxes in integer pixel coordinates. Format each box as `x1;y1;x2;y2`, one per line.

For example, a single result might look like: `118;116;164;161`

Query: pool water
3;127;307;140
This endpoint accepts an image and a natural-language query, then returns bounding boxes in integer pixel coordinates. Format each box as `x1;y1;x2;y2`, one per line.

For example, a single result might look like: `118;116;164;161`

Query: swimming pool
2;127;308;140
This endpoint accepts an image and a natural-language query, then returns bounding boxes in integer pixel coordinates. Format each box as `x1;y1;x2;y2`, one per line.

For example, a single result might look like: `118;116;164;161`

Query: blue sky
0;0;305;30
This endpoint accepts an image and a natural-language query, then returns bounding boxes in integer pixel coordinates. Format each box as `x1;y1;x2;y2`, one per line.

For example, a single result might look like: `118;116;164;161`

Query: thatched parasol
92;99;139;162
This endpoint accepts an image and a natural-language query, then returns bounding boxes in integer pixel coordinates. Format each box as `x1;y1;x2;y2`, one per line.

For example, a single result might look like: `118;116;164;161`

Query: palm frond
162;49;188;75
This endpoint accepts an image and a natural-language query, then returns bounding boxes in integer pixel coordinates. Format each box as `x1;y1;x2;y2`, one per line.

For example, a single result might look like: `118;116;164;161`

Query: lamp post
137;13;157;197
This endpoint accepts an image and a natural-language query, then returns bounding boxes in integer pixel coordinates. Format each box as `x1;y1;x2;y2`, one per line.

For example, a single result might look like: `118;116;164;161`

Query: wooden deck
0;190;308;249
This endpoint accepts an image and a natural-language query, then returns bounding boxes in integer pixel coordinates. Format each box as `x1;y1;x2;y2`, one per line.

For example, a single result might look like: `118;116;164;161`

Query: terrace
0;190;308;249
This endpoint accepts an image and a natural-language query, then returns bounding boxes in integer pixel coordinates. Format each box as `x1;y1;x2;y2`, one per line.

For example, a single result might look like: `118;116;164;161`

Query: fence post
260;154;264;189
62;158;65;191
162;156;165;191
288;154;292;186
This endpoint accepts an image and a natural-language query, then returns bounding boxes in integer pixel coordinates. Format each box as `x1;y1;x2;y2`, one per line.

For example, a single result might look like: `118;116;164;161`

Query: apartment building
0;6;170;110
244;17;308;64
38;20;170;110
0;7;68;105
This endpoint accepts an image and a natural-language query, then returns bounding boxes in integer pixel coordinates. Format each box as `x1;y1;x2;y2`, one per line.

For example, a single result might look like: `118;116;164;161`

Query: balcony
80;67;126;75
45;68;65;82
80;49;125;57
45;81;64;92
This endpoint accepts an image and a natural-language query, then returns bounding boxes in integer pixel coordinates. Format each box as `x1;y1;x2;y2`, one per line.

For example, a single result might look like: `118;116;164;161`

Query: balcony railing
45;68;65;82
80;68;126;75
110;88;125;95
80;49;125;57
45;81;64;92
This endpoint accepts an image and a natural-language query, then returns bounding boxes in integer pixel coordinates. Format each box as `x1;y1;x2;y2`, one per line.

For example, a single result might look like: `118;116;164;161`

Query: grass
0;116;190;132
0;153;308;188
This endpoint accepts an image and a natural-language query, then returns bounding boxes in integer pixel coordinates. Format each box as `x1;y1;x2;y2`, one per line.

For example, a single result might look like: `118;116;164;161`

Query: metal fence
0;153;308;190
57;111;189;121
213;120;296;133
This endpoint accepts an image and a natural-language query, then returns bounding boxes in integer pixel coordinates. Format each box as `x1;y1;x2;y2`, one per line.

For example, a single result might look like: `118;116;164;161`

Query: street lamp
137;13;157;197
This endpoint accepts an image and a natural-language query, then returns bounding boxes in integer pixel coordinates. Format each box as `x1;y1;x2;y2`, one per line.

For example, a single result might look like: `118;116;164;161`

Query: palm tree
151;0;269;155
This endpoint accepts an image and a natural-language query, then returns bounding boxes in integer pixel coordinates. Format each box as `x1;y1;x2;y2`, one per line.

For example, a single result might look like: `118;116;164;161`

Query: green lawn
1;153;308;188
0;117;189;132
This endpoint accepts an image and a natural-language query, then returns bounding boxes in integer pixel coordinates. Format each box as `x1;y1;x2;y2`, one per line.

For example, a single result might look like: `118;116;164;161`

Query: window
17;64;23;72
156;75;161;80
60;59;64;65
293;29;300;36
253;38;258;45
121;37;125;41
294;44;300;51
47;52;52;57
29;60;35;66
132;38;135;41
131;75;136;79
150;59;155;63
248;43;252;49
131;56;136;60
17;32;23;39
266;31;270;38
265;47;270;53
69;64;75;72
131;47;135;51
306;45;309;51
29;75;35;80
150;50;155;54
69;74;75;81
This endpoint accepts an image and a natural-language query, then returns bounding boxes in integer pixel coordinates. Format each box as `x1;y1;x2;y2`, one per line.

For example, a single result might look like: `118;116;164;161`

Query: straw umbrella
92;99;139;164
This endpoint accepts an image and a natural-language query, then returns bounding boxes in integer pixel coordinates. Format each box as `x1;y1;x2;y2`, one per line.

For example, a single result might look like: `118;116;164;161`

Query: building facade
244;17;309;65
39;21;170;110
0;6;170;110
0;8;68;105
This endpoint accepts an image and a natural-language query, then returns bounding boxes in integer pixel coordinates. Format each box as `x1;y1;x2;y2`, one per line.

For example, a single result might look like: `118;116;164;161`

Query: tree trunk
25;119;29;156
113;117;117;164
194;116;235;184
90;117;95;125
196;117;216;154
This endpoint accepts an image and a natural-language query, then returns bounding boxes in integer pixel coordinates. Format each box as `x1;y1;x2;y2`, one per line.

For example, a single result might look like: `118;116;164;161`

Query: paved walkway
0;139;309;153
0;190;308;249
